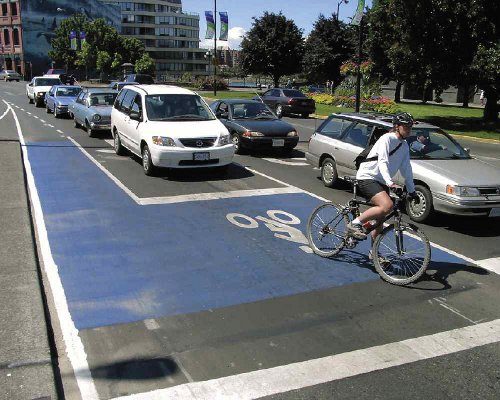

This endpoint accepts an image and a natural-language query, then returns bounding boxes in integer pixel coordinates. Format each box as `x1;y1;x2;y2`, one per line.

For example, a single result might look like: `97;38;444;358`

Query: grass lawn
200;90;499;141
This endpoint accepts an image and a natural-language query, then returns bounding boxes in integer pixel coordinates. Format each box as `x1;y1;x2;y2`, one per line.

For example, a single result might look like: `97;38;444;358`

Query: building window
13;28;19;46
10;2;17;16
3;29;10;45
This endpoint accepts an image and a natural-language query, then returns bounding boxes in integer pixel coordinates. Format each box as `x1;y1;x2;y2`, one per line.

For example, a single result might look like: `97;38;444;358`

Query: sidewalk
0;138;60;399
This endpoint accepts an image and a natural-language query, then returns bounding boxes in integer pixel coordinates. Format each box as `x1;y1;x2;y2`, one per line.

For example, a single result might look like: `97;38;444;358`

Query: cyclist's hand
408;192;420;204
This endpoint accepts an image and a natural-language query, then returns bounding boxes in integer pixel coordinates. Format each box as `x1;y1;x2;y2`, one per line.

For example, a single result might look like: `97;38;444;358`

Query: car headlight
37;92;44;97
93;114;102;122
152;136;176;146
242;131;264;137
287;131;298;137
446;185;481;197
218;134;231;146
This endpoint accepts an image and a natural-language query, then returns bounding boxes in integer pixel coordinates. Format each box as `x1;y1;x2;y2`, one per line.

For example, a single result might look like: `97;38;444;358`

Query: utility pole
355;15;363;112
213;0;217;96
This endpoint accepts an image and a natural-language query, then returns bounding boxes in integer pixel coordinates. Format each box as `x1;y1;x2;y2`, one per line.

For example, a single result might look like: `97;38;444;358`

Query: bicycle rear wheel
307;202;349;257
372;223;431;285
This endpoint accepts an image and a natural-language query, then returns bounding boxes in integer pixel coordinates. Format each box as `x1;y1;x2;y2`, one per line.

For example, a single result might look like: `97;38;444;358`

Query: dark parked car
108;81;139;91
210;99;299;154
124;74;155;84
254;88;315;118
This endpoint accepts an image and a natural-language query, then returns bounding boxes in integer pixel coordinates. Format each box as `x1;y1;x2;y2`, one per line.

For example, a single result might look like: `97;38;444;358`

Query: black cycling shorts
357;179;389;201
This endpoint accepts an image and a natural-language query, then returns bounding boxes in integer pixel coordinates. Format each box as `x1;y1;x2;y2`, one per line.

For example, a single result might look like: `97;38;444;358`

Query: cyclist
347;112;419;250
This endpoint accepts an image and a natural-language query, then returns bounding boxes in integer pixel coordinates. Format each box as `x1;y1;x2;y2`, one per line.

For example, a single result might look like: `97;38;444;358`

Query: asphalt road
1;81;500;400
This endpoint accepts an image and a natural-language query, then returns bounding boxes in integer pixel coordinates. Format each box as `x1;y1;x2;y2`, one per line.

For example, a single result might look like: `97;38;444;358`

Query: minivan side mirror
129;110;142;122
28;83;33;86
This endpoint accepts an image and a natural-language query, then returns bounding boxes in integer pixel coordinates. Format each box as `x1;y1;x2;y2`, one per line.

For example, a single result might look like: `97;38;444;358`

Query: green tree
135;53;155;75
48;14;88;70
96;51;112;78
302;14;353;87
111;52;123;74
473;44;500;121
121;37;146;65
240;12;304;87
76;42;96;79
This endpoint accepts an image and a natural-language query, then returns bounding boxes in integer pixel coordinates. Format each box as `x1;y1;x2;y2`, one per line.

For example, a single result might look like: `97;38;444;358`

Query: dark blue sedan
45;85;82;118
210;99;299;154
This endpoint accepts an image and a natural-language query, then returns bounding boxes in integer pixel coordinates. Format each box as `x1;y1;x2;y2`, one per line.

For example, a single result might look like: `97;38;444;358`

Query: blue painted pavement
27;141;468;329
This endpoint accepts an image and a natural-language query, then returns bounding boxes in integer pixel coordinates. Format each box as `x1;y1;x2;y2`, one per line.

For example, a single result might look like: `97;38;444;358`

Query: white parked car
111;85;235;175
26;76;62;106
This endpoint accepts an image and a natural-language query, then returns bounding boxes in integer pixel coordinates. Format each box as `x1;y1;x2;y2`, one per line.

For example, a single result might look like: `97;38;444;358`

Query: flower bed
307;93;400;114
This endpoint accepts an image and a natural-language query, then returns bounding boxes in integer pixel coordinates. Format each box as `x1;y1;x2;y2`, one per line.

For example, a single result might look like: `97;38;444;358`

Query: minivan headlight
446;185;481;197
152;136;176;146
218;134;231;146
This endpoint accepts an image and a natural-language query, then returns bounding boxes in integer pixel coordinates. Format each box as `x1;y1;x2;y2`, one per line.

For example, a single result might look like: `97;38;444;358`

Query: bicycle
306;176;431;285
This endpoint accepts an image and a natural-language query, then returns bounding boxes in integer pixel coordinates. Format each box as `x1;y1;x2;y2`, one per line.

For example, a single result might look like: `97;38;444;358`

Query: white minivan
111;85;235;175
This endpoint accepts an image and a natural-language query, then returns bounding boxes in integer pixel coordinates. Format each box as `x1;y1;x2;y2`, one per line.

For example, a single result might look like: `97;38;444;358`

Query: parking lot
1;81;500;399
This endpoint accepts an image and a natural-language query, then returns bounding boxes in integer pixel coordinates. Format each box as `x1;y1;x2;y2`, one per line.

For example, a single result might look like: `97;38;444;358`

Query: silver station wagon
306;112;500;222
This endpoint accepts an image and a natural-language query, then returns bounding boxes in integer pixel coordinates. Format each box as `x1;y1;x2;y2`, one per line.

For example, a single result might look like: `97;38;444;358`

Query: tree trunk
273;75;280;88
394;81;401;103
421;84;427;104
483;86;499;122
462;82;469;108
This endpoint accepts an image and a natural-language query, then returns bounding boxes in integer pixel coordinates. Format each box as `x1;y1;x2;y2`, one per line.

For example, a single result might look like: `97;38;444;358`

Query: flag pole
214;0;217;96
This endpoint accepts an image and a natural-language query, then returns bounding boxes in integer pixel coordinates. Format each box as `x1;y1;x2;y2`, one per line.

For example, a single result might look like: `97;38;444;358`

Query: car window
217;102;228;113
318;117;351;139
48;87;56;96
407;128;470;159
283;89;305;98
269;89;280;97
145;94;215;121
56;87;81;97
120;90;137;113
76;92;86;104
342;122;371;147
130;94;142;115
114;89;127;110
34;78;61;86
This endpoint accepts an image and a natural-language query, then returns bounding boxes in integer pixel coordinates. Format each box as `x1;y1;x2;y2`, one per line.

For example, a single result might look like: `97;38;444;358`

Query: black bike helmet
392;112;414;126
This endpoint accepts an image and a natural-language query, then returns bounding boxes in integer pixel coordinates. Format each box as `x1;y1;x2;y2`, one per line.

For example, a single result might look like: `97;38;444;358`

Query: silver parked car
69;88;117;137
0;69;22;81
306;112;500;222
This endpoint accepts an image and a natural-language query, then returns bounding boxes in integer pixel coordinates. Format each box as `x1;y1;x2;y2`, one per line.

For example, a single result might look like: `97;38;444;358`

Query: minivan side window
318;117;350;139
342;123;372;147
114;89;127;111
120;90;137;114
130;94;142;115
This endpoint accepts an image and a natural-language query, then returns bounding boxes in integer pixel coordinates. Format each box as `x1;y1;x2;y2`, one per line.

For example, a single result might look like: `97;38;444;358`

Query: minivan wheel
321;157;338;188
114;132;126;155
406;184;434;222
142;144;155;176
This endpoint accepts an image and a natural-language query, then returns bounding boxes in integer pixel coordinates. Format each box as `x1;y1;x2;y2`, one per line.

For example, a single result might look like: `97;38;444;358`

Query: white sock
352;218;361;225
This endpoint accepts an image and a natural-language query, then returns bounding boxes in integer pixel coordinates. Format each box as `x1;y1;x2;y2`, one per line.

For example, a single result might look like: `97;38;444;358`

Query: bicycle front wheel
307;202;349;257
372;223;431;285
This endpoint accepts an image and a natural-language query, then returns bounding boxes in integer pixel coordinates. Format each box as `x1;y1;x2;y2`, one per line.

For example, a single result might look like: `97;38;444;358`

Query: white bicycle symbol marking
226;210;313;254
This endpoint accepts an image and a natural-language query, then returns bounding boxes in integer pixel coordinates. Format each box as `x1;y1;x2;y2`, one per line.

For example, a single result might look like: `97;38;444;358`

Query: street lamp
204;49;212;79
336;0;349;21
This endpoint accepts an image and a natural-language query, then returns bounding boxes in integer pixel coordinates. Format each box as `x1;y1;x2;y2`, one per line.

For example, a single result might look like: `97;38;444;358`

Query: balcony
0;15;20;26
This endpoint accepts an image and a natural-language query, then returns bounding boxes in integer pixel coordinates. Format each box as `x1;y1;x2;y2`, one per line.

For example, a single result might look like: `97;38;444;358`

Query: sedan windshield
407;128;470;160
231;102;275;119
56;87;81;97
145;94;215;121
35;78;61;86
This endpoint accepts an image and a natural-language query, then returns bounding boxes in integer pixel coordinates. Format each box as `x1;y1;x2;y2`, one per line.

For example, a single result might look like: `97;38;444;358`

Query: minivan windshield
145;94;215;121
34;78;61;86
407;128;471;160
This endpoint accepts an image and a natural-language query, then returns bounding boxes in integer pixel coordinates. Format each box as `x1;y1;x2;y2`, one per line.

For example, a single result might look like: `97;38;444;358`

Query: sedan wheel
231;133;242;154
406;184;434;222
321;157;338;188
54;107;59;118
46;105;51;113
86;121;95;138
275;104;283;118
142;145;155;176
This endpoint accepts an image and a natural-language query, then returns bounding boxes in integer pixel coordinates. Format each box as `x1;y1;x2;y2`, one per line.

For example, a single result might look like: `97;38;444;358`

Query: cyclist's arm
400;150;416;193
377;138;394;187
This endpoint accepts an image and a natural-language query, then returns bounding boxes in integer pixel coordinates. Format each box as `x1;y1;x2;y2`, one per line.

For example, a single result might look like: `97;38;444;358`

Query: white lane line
262;158;309;166
104;139;114;146
39;119;46;123
113;318;500;400
56;129;64;134
138;187;303;205
3;100;99;399
20;108;25;111
66;137;141;203
33;115;39;119
26;112;32;115
4;91;14;95
0;107;9;121
46;124;55;128
474;257;500;275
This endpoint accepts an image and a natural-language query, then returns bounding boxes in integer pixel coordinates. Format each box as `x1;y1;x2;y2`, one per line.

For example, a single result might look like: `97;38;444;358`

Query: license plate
272;139;285;147
193;152;210;161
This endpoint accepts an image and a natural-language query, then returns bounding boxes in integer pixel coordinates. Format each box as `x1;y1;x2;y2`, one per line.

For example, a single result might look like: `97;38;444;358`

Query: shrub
308;93;400;114
194;76;228;91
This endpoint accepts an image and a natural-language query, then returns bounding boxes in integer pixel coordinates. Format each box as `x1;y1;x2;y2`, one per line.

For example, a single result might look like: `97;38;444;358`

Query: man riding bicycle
347;112;419;251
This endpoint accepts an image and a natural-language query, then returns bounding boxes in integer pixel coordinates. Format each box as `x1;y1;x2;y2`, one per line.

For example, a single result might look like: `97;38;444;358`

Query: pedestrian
480;90;486;106
326;80;330;93
286;78;291;88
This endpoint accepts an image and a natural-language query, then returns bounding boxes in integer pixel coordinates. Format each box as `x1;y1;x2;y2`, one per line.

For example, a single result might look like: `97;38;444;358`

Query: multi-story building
216;48;241;69
102;0;208;80
0;0;24;75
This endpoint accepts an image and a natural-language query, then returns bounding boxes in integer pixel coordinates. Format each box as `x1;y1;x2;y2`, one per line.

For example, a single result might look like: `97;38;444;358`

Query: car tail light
288;98;296;105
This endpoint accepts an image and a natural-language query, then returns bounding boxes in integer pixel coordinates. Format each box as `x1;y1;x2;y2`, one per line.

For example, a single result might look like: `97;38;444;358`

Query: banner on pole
70;31;77;50
351;0;365;25
205;11;215;39
79;31;86;47
219;12;228;41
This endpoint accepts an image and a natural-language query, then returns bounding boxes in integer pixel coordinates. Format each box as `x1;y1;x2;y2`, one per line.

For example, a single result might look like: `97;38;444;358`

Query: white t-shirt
356;131;415;193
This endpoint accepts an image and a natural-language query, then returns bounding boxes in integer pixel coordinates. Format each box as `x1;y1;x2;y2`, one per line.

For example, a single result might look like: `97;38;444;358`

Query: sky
182;0;373;50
